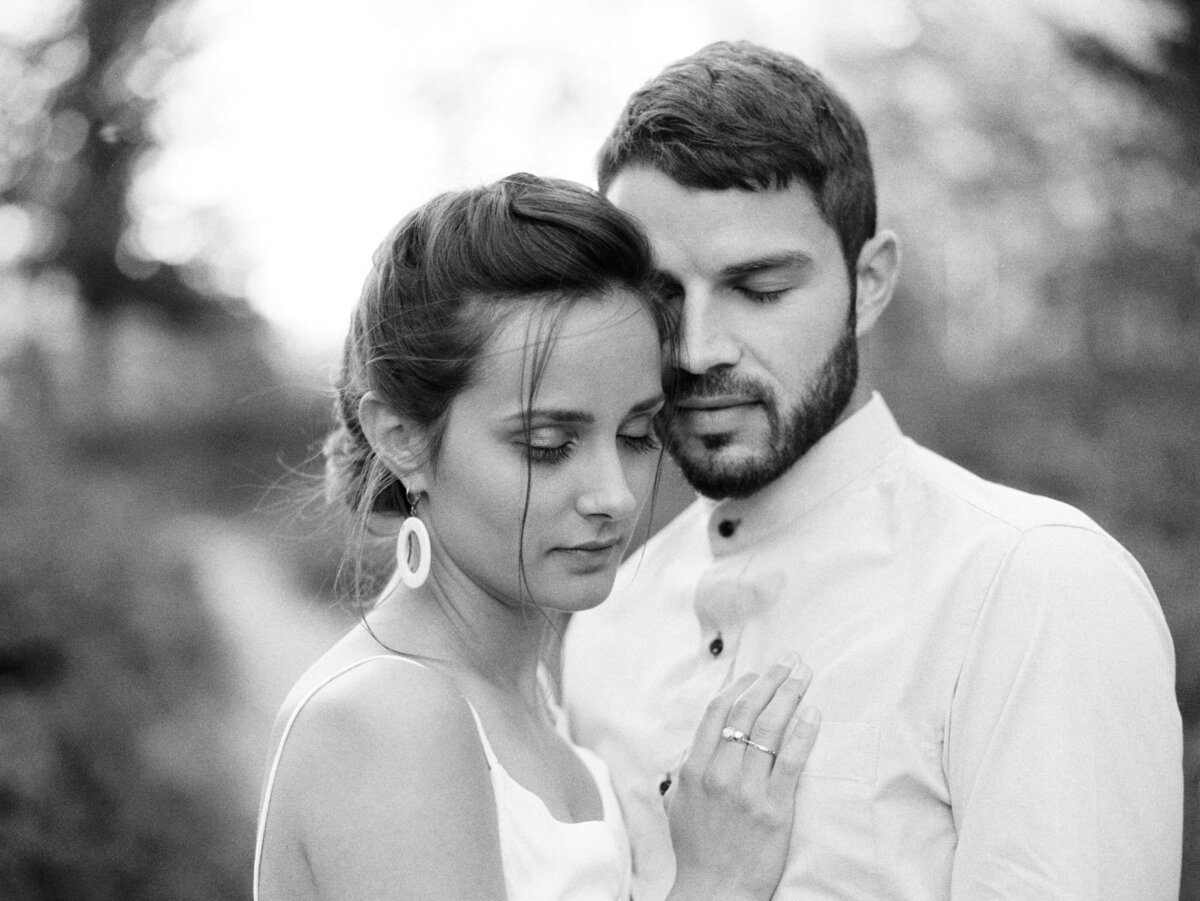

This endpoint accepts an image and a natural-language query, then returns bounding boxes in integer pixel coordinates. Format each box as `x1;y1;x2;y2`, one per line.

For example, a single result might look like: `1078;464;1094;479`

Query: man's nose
678;289;740;374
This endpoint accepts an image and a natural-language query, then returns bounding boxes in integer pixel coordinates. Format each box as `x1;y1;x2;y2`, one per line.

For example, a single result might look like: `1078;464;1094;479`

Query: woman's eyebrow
499;393;664;426
501;408;593;426
627;393;666;416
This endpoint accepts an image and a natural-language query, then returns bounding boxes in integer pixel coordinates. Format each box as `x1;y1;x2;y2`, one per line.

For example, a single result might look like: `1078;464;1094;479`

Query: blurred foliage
0;0;251;324
1064;0;1200;139
0;1;314;897
0;399;250;899
0;340;334;900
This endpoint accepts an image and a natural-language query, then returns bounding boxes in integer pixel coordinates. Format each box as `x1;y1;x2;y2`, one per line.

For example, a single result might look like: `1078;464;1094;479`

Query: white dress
254;655;632;900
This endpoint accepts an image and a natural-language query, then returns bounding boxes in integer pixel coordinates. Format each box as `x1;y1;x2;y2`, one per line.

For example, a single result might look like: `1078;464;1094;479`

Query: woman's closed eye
520;427;660;464
520;426;574;464
620;431;662;454
619;408;663;455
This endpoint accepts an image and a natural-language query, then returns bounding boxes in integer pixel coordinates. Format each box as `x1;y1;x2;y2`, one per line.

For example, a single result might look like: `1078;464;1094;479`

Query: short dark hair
597;40;877;273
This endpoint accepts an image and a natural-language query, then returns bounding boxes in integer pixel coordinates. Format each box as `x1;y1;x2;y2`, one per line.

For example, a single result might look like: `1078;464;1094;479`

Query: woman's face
418;290;665;613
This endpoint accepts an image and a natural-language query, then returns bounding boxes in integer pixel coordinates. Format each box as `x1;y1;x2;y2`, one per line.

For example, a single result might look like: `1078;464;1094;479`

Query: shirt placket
652;510;785;800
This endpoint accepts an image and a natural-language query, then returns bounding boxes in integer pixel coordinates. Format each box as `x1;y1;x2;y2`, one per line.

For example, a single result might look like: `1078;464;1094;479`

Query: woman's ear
357;392;429;495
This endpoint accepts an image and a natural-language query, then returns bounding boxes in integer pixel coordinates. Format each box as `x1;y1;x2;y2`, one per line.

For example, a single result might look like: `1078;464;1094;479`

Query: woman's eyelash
526;443;572;464
622;433;661;454
524;433;659;464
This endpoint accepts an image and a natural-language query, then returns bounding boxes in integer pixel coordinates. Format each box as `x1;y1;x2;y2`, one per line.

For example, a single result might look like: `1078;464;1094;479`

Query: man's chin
669;426;749;460
669;439;777;500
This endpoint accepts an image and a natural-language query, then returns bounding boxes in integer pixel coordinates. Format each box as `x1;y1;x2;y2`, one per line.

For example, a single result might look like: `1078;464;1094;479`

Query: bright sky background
131;0;939;350
77;0;1171;351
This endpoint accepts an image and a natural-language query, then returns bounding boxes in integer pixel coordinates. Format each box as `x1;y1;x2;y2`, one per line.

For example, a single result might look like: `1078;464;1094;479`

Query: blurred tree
1;0;250;325
1;0;275;436
0;2;292;897
1063;0;1199;142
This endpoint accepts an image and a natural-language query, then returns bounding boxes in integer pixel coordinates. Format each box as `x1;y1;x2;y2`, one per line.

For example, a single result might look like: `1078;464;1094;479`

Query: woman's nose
575;451;638;521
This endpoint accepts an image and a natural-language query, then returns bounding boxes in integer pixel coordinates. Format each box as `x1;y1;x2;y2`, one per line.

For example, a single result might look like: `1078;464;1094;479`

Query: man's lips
675;396;760;411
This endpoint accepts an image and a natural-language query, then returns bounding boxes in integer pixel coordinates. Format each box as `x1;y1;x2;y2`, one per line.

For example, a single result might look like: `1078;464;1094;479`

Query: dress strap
537;662;573;739
254;654;433;899
461;699;499;769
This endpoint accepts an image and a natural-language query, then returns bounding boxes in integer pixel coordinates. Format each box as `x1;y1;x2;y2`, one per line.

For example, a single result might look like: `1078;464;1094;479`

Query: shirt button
717;519;738;538
709;635;724;656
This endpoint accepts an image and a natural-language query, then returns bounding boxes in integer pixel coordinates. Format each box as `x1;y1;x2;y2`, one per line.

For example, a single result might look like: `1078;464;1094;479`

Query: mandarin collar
703;393;904;556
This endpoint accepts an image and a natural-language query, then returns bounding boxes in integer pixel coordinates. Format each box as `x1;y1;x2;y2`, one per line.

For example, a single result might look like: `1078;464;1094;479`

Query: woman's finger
685;671;759;772
737;665;813;784
769;705;821;786
710;652;804;771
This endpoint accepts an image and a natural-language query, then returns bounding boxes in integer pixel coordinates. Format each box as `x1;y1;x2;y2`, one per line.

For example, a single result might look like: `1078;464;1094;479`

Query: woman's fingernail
799;706;821;726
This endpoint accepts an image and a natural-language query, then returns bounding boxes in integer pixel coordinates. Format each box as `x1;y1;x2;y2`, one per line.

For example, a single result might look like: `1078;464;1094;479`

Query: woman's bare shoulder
278;653;487;784
263;653;504;896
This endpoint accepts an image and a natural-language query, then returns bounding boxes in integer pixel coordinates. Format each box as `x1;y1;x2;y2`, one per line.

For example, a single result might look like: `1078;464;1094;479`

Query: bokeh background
1;0;1197;897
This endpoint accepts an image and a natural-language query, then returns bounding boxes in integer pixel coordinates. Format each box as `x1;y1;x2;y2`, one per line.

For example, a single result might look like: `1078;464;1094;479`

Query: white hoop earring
396;492;431;588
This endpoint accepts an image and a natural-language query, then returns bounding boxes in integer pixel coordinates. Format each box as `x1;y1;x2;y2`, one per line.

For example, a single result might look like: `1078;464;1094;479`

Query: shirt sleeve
946;524;1182;900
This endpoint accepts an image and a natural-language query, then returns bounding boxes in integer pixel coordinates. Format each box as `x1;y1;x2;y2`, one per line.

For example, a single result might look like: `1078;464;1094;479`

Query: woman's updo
323;172;671;523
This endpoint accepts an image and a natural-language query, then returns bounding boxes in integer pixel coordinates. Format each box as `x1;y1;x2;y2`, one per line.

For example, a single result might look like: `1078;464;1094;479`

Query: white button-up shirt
562;394;1181;900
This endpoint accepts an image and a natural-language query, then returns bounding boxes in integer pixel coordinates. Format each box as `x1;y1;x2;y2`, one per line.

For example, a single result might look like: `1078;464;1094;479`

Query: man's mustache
664;368;771;403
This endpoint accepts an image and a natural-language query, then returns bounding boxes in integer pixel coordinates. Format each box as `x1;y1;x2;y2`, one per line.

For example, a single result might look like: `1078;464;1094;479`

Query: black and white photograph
1;0;1195;898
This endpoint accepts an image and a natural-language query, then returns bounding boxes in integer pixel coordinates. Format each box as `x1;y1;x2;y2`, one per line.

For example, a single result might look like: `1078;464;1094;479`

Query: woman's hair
597;40;876;281
323;172;674;597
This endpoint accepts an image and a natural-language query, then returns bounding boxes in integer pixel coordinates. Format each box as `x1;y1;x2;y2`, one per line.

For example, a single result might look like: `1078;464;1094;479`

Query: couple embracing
254;41;1182;900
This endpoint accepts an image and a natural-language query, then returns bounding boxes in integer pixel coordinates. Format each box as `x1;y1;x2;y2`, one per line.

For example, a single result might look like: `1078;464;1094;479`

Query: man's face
606;167;861;499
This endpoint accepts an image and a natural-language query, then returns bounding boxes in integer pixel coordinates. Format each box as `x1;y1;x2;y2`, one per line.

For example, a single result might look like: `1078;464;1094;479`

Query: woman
254;173;819;900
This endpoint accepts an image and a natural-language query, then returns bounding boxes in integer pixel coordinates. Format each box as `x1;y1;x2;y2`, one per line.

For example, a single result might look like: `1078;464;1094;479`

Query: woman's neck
365;566;552;704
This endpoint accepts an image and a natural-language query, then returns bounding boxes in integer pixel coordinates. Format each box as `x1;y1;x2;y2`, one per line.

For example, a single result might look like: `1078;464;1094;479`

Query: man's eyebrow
720;251;814;280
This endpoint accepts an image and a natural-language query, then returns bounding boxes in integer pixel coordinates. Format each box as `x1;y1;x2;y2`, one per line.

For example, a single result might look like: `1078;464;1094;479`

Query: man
562;41;1182;900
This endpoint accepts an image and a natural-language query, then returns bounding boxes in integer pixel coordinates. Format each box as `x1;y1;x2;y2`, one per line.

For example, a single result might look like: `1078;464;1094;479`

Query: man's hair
597;40;877;273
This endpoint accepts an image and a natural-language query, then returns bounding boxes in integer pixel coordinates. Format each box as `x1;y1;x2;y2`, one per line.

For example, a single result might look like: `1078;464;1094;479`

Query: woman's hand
665;653;820;901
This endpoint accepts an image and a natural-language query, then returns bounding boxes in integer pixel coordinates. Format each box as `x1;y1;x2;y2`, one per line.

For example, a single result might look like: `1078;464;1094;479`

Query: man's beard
662;323;859;500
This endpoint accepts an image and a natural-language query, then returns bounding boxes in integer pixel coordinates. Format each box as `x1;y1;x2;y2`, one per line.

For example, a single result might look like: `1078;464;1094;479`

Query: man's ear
357;391;429;495
853;229;900;338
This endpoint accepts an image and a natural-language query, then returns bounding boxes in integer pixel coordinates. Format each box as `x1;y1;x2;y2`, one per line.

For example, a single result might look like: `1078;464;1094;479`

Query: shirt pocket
788;721;882;898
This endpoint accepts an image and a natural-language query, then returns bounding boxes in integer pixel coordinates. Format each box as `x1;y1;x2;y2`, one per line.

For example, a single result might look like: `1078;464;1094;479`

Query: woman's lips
553;539;623;572
562;538;621;552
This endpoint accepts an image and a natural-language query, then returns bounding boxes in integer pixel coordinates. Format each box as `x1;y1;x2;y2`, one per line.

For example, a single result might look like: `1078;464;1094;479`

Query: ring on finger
721;726;778;758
